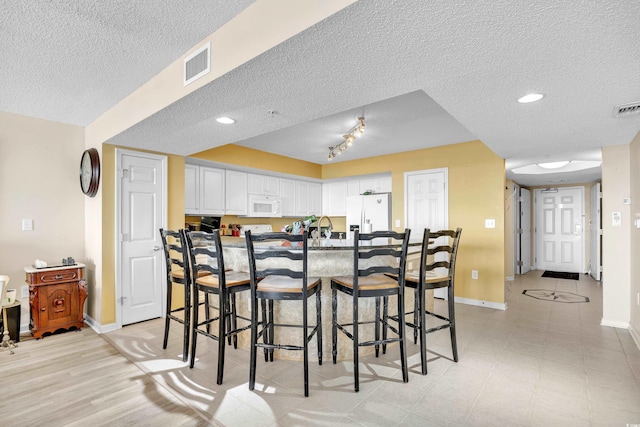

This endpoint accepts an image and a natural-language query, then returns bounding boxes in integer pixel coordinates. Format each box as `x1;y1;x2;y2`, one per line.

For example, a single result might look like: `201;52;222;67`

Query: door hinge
118;296;127;305
517;228;523;234
516;260;523;266
120;233;129;242
120;168;129;178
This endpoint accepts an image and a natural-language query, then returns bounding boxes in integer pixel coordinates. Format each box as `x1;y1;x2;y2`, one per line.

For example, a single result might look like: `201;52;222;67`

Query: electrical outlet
21;285;29;298
408;261;413;270
395;219;401;227
471;270;479;280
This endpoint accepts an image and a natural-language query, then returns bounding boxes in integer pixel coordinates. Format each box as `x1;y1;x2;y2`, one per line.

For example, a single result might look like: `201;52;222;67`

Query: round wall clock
79;148;100;197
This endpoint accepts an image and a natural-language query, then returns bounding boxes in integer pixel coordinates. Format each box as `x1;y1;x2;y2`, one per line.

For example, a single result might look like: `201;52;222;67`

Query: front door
534;187;584;273
117;149;167;326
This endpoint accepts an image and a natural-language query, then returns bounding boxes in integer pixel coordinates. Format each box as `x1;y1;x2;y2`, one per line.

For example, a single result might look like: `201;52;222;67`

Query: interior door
590;183;602;280
405;169;447;237
520;188;532;274
405;169;448;297
534;187;584;273
118;150;167;326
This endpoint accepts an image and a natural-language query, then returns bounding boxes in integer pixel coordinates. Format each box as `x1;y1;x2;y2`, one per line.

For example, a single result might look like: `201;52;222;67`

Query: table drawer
26;268;83;285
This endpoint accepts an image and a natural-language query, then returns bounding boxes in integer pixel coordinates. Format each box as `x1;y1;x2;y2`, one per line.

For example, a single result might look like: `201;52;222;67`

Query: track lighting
327;117;365;161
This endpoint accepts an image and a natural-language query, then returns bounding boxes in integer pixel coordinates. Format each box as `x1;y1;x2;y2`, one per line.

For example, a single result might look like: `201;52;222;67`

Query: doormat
541;270;579;280
523;289;589;303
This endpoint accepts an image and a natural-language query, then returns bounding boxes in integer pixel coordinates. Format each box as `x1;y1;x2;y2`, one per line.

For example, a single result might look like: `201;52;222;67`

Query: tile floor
103;271;640;426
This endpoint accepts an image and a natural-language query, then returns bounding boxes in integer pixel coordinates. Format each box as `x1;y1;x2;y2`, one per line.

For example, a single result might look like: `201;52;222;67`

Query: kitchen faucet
317;216;333;239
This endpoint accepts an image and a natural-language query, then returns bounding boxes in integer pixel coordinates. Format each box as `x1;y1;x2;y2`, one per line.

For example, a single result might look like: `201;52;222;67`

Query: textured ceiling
2;1;640;187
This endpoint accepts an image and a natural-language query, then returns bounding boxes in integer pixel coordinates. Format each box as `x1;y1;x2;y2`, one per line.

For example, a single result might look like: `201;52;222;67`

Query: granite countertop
219;236;422;251
24;262;86;273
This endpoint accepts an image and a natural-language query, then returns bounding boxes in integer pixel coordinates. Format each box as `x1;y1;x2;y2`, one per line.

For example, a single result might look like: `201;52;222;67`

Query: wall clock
79;148;100;197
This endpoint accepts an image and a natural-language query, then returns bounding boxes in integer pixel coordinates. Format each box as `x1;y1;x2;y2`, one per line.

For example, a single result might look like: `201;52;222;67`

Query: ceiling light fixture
216;116;236;124
327;117;365;161
517;93;544;103
538;161;570;169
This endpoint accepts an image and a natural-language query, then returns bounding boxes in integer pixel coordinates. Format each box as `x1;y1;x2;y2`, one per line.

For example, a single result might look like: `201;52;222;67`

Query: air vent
613;101;640;117
184;42;210;86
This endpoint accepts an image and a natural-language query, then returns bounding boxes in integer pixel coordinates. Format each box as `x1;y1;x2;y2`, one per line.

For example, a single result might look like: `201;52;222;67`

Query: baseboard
629;323;640;352
455;296;507;311
506;276;515;282
600;318;630;329
84;314;117;334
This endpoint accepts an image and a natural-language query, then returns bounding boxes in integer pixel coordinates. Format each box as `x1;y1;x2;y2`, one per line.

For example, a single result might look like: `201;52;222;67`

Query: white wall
0;112;85;332
629;132;640;346
601;144;631;328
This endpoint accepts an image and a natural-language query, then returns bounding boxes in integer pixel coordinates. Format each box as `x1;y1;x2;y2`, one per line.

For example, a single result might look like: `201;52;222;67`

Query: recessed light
216;116;236;124
517;93;544;103
538;161;570;169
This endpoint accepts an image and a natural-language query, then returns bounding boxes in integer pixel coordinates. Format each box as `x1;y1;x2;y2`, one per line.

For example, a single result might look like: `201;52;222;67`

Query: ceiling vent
184;42;210;86
613;101;640;118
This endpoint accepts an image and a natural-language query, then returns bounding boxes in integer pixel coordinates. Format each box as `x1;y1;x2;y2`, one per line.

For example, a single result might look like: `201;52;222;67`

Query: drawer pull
55;274;63;280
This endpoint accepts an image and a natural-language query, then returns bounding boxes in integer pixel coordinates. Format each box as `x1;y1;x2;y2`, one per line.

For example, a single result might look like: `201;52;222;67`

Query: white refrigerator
346;193;391;233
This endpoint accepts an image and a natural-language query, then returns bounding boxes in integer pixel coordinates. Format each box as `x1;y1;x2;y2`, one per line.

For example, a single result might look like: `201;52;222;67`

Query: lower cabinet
25;264;88;339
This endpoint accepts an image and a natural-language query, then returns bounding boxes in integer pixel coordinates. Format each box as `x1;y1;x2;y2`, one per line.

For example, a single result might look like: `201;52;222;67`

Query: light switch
485;219;496;228
22;218;33;231
612;212;622;227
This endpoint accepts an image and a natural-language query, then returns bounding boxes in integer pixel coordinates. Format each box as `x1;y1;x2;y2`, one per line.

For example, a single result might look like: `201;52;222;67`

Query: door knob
153;246;162;252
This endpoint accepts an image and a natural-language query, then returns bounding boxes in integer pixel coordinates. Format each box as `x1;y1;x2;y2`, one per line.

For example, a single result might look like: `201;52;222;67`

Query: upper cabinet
184;164;199;213
199;166;225;216
185;164;225;215
322;180;348;216
359;175;392;194
248;173;280;195
280;178;296;217
294;181;322;217
225;170;248;215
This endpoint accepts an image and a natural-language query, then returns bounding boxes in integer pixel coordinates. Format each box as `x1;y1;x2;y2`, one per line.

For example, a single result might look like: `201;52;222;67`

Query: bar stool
159;228;194;361
330;229;411;392
183;229;251;385
245;230;322;397
389;228;462;375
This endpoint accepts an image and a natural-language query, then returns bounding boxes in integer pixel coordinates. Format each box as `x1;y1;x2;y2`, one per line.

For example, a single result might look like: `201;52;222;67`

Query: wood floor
0;327;210;426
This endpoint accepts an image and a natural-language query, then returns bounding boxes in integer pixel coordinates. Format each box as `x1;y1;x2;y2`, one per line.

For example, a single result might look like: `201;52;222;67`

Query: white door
405;169;447;237
590;183;602;280
520;188;532;274
118;150;167;326
405;169;448;298
534;187;584;273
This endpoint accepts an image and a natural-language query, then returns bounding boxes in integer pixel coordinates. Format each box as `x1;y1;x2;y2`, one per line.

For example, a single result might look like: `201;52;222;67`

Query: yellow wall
324;140;506;304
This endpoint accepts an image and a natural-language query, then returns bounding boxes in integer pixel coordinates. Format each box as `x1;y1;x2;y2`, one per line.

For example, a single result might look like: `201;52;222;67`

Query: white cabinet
359;175;392;194
347;179;360;196
295;181;322;217
185;164;225;215
184;164;199;213
280;178;296;217
322;180;348;216
248;173;279;195
199;167;225;216
225;170;248;215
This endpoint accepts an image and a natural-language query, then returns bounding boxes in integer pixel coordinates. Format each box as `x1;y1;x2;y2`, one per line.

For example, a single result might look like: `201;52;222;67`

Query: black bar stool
183;229;251;385
245;230;322;397
330;228;411;392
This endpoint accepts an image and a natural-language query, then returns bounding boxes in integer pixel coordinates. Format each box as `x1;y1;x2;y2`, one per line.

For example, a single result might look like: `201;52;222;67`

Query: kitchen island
215;235;427;361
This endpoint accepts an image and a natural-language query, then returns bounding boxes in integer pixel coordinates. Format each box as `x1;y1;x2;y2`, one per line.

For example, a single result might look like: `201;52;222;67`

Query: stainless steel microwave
248;194;282;217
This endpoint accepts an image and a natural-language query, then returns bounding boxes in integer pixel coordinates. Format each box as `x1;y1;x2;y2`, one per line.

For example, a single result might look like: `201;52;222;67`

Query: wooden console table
25;264;88;339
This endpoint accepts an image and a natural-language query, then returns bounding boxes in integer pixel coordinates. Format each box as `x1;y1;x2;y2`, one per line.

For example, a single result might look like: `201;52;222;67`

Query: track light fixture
327;117;365;161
